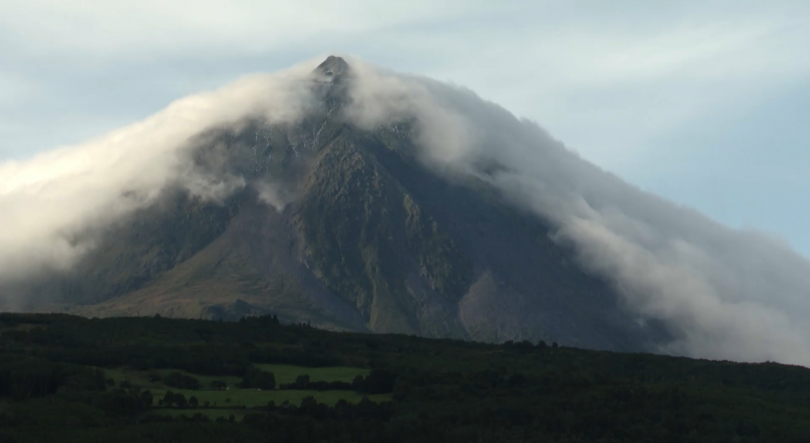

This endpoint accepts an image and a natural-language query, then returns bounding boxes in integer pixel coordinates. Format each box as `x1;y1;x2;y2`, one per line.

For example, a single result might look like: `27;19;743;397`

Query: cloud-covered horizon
2;56;810;367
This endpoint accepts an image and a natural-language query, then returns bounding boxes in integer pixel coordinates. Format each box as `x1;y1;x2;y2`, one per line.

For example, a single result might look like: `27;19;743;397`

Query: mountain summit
315;55;351;77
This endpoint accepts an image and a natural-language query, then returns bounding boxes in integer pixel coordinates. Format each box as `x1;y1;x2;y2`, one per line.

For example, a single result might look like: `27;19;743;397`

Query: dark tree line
277;369;397;394
239;367;276;390
4;313;810;442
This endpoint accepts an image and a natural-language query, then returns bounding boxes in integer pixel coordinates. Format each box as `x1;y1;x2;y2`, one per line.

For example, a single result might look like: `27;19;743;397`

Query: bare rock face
7;57;666;353
315;55;351;78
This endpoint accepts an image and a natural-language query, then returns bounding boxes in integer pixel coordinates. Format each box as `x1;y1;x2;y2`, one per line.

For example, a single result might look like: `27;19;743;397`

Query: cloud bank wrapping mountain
1;56;809;365
0;60;323;281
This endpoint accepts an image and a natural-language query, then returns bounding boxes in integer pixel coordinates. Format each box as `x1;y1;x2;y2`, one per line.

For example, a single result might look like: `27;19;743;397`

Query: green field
104;365;390;408
254;364;370;385
103;367;242;391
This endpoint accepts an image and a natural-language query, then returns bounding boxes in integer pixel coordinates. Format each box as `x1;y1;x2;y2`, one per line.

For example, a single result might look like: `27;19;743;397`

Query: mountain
1;57;665;353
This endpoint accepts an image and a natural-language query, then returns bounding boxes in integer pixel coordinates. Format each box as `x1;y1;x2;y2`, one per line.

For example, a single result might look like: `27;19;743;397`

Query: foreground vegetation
1;313;810;442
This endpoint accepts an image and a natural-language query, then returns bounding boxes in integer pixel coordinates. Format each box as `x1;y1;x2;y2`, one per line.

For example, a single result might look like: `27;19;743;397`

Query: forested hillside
1;313;809;442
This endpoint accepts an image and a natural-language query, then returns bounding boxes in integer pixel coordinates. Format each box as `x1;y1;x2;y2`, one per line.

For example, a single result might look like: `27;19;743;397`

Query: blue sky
1;0;808;255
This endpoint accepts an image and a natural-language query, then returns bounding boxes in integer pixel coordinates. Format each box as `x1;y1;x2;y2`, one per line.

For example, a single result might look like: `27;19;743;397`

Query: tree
163;390;175;406
359;369;397;394
174;393;187;408
515;340;534;354
293;374;311;389
164;372;201;390
240;367;276;390
209;380;227;390
300;396;317;410
189;395;198;408
99;390;148;416
351;375;364;391
140;390;154;407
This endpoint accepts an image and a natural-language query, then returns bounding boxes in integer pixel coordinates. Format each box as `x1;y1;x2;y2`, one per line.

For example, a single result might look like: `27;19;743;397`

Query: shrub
163;372;202;390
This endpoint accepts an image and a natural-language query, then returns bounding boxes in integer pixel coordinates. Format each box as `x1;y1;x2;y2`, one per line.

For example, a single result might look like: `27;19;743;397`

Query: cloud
255;180;295;213
1;55;809;367
343;60;810;366
0;58;323;282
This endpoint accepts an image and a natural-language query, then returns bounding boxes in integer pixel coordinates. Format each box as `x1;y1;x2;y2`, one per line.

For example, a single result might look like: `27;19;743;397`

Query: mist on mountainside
1;56;809;366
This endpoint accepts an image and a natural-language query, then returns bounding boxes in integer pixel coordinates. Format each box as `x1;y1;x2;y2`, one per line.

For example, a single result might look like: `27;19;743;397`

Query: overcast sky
1;0;808;256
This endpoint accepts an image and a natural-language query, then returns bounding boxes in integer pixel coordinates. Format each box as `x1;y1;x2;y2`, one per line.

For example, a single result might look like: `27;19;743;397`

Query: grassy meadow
104;364;389;411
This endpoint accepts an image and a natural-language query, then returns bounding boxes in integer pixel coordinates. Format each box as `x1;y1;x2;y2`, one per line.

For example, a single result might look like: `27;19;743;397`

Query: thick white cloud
343;61;810;366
